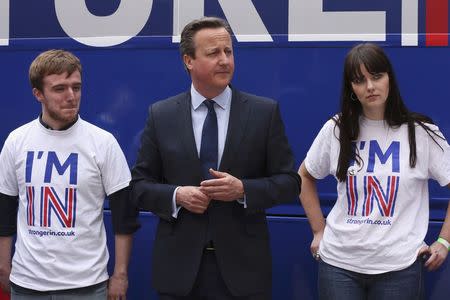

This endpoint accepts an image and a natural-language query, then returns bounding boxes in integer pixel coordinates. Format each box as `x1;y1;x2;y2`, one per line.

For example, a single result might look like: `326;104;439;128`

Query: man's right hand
0;265;11;293
176;186;210;214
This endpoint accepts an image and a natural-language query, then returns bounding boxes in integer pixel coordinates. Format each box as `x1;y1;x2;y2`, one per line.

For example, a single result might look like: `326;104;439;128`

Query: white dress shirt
172;85;245;218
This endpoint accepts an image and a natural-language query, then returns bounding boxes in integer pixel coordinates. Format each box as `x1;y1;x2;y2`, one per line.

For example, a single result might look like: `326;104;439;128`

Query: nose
366;79;375;91
66;88;76;101
218;51;229;65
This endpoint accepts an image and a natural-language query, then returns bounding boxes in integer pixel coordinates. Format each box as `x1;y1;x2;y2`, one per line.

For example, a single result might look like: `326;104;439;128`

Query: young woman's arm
422;184;450;270
298;161;326;259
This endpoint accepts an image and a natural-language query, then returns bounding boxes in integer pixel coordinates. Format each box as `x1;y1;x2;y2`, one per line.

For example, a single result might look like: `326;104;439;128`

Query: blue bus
1;0;449;298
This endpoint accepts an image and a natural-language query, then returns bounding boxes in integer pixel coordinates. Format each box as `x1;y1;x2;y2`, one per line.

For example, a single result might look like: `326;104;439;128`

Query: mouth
366;94;378;100
62;107;78;113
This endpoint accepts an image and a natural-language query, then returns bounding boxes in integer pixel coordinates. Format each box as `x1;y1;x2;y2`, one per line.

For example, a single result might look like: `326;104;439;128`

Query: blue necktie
200;100;218;180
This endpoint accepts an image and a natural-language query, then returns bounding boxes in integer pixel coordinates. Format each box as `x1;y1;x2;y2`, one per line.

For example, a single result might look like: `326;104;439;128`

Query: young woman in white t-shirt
299;43;450;300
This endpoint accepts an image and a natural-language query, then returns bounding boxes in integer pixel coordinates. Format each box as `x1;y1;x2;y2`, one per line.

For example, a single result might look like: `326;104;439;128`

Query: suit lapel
219;89;250;171
176;93;203;177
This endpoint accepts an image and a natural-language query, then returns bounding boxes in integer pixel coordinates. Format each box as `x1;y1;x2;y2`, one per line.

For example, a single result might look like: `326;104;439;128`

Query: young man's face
33;71;82;129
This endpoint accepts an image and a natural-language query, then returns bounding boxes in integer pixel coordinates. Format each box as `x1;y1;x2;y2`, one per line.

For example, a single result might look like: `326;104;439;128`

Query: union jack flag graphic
26;186;35;226
362;176;400;217
39;186;77;228
346;176;358;216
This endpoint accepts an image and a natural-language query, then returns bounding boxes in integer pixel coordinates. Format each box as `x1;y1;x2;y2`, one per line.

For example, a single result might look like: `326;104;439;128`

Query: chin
61;114;78;123
217;79;231;88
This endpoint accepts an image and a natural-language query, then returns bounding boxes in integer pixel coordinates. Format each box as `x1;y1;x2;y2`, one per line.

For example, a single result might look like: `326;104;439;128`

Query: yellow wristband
437;237;450;251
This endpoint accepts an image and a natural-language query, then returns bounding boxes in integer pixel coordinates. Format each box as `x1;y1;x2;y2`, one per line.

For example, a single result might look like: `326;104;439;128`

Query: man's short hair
180;17;233;59
29;49;82;91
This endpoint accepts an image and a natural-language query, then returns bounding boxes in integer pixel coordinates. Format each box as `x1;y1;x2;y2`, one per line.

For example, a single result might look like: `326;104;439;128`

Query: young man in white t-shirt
0;50;139;299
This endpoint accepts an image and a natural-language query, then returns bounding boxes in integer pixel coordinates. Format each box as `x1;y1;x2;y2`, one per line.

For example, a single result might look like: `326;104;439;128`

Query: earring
350;92;358;102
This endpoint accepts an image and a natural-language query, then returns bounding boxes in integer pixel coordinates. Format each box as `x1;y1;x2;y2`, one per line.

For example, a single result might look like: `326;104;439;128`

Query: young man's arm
107;187;140;299
0;193;18;293
0;237;13;293
108;234;133;299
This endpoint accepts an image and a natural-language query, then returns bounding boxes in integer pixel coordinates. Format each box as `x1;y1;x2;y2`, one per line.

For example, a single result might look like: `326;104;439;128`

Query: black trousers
159;250;271;300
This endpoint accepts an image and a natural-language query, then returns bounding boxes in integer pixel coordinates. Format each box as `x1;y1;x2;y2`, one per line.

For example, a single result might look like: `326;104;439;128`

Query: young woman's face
351;64;389;120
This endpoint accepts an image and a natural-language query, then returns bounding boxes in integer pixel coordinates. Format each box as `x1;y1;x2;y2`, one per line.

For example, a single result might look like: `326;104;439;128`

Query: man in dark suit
132;17;300;299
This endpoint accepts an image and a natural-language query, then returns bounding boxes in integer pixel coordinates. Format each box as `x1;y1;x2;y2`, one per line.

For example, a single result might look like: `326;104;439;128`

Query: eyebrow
50;82;82;89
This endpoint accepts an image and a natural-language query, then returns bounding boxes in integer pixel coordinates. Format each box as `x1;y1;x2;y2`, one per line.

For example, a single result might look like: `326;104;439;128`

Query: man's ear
32;88;44;103
183;54;193;71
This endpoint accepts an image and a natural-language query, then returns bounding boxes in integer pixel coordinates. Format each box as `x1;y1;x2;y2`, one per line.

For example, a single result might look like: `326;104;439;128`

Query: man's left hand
108;273;128;300
200;169;244;201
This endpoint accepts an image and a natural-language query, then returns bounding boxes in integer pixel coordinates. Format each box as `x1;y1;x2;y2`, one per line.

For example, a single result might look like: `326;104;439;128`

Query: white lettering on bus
172;0;272;42
402;0;418;46
0;0;9;46
0;0;423;47
288;0;386;42
54;0;153;47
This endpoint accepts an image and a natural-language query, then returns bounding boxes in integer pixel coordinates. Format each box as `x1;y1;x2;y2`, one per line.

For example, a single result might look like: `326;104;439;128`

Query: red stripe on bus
426;0;448;46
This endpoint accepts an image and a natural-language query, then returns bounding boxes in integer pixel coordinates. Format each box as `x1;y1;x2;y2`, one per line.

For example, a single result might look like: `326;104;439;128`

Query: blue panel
10;0;64;38
424;222;450;298
84;0;121;16
2;45;450;216
105;212;158;299
269;217;318;299
104;213;450;299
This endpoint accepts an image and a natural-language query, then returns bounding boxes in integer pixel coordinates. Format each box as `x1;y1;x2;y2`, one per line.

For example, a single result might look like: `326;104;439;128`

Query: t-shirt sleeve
305;119;335;179
427;125;450;186
0;135;19;196
100;135;131;196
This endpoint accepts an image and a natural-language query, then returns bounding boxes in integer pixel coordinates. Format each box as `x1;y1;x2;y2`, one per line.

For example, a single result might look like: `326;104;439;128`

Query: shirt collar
38;113;79;131
191;84;231;111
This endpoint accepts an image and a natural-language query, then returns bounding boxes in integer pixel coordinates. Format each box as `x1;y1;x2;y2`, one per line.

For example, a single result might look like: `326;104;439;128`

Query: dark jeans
318;258;424;300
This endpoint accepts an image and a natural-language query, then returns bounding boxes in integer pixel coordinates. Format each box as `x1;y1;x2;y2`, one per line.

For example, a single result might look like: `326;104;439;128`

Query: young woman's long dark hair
335;43;441;182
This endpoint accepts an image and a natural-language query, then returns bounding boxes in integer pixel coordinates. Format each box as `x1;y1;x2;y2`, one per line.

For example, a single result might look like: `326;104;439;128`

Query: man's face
184;27;235;98
33;71;81;129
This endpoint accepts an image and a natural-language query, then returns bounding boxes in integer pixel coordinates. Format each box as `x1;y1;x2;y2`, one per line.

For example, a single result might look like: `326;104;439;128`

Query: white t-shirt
305;117;450;274
0;117;131;290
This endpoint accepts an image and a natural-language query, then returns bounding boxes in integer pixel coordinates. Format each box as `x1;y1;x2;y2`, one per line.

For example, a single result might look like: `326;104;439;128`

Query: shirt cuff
237;194;247;208
172;187;182;218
